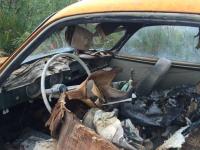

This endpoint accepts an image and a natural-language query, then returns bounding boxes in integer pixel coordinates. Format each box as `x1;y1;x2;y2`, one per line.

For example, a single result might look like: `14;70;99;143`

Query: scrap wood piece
56;109;119;150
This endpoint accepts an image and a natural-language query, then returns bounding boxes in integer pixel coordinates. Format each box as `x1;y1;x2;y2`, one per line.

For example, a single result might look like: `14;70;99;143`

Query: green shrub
0;0;77;55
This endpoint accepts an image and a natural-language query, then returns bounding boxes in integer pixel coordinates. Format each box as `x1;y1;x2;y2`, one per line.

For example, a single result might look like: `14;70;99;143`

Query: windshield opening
25;23;126;62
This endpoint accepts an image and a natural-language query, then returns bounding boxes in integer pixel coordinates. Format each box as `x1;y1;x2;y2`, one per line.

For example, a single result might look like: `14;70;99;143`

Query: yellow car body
1;0;200;70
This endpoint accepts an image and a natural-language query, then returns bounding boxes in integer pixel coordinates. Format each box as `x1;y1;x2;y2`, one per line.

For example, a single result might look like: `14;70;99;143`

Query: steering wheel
41;53;91;113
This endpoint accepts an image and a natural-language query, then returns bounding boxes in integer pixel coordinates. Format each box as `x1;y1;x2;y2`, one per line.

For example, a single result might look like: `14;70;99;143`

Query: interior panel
110;57;200;90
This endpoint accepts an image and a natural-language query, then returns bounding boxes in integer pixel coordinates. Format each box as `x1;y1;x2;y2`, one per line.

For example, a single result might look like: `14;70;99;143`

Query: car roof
46;0;200;24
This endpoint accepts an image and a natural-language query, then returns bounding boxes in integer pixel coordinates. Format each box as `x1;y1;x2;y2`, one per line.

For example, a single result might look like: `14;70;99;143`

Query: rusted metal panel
56;111;119;150
45;93;119;150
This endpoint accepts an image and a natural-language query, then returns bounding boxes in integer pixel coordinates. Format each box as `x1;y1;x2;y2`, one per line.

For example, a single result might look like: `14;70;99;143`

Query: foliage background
0;0;76;56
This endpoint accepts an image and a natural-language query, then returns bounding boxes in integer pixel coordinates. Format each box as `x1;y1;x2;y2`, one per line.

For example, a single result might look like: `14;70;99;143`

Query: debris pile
46;67;200;150
119;84;200;149
120;85;200;127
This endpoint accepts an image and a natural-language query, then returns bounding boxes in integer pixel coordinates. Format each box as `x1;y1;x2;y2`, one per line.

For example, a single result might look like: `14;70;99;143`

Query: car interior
1;22;200;149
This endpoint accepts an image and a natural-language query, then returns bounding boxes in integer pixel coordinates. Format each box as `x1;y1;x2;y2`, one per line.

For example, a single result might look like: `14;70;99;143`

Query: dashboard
0;55;111;110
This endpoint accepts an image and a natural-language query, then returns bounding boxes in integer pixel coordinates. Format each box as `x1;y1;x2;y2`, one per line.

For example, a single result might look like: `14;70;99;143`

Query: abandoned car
1;0;200;149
